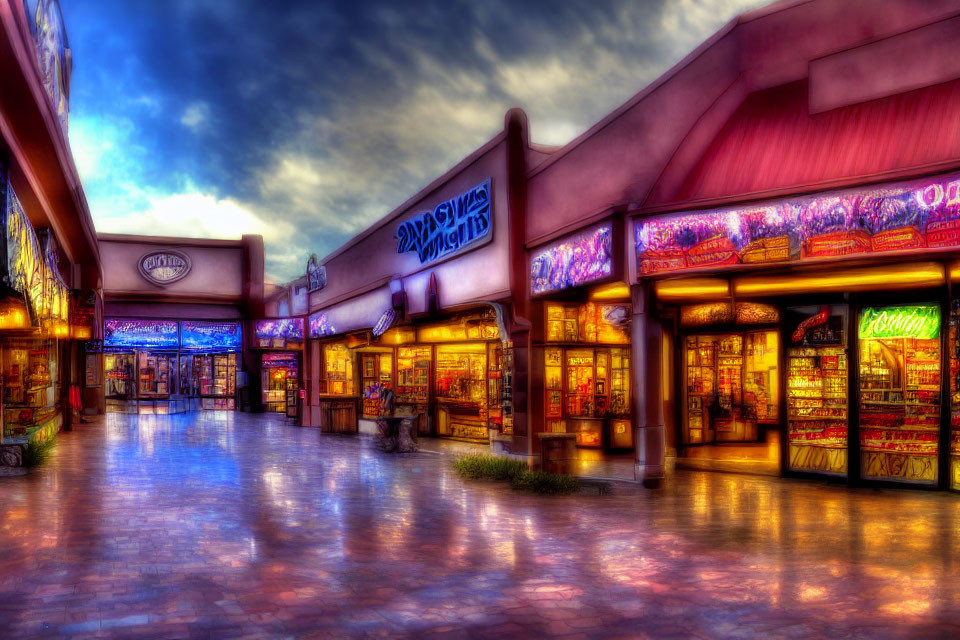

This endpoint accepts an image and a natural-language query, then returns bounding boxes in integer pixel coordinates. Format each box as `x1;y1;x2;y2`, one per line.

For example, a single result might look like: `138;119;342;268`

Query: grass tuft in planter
22;436;57;468
452;453;527;482
511;470;580;495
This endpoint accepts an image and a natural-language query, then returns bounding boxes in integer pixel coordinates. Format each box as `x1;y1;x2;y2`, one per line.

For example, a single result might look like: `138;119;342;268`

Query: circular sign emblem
137;249;192;286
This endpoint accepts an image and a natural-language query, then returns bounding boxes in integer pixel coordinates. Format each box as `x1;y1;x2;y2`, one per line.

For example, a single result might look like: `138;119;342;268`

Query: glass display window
2;339;58;441
396;346;430;403
137;352;176;396
487;342;505;432
545;302;630;344
786;305;849;476
435;344;487;405
105;352;136;399
360;352;393;417
322;343;354;395
683;331;778;445
858;304;940;484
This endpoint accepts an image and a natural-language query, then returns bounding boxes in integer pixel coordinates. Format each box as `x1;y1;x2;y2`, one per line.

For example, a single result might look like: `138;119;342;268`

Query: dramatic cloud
63;0;766;282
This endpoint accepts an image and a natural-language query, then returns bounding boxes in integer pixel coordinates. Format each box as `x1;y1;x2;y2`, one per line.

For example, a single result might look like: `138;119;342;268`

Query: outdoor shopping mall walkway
2;412;960;639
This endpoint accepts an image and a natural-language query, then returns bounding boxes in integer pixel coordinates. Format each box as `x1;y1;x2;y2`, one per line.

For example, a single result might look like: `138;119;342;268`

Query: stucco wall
100;238;244;299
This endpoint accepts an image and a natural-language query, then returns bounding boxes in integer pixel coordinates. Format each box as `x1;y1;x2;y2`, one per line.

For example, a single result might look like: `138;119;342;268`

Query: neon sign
255;318;304;341
395;179;491;264
859;305;940;340
104;319;179;349
636;171;960;276
531;224;613;294
180;321;242;350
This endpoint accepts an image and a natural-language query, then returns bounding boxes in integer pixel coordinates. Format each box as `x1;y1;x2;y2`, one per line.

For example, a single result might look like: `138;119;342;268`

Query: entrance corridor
1;412;959;638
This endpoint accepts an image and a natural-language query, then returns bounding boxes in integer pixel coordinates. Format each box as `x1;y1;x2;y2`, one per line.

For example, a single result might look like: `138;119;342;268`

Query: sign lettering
858;305;940;340
396;179;491;264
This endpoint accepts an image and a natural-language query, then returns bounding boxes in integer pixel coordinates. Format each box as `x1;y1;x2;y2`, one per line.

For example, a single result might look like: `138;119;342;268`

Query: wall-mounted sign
859;305;940;340
636;171;960;276
530;224;613;294
27;0;70;130
180;321;242;351
306;254;326;292
138;249;191;286
262;351;298;370
255;318;304;348
104;319;179;349
396;178;492;264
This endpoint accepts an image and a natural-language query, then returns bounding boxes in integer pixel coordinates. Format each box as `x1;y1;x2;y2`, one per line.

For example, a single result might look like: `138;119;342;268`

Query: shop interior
261;351;299;417
315;311;510;443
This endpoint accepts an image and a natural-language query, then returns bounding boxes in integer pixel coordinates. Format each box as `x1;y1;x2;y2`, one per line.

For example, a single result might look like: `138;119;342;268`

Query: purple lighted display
635;171;960;276
308;311;336;338
104;319;179;349
255;318;304;341
530;224;613;294
180;321;242;351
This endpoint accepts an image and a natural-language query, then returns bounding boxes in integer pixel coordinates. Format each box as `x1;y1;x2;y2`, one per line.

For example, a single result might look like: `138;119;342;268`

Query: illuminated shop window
680;301;779;327
360;352;393;417
684;331;778;445
785;305;849;476
544;303;629;344
323;343;354;395
859;304;940;484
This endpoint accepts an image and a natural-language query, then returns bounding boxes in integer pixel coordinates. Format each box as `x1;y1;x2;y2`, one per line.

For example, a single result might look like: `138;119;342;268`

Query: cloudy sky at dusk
61;0;765;282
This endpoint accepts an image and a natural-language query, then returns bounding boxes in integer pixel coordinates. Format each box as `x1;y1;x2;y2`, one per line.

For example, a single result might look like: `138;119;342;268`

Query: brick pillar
631;282;665;488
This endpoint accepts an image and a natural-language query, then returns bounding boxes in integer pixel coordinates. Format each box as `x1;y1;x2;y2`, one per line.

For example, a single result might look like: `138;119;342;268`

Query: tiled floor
2;412;960;639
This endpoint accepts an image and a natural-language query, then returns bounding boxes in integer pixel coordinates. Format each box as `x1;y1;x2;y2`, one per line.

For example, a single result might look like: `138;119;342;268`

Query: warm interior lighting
589;282;631;301
733;262;944;296
0;306;29;329
654;278;729;302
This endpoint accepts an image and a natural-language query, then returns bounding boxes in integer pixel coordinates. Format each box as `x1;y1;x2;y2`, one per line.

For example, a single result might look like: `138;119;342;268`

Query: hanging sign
395;179;492;264
859;305;940;340
306;254;326;292
28;0;70;130
138;250;191;286
372;308;396;337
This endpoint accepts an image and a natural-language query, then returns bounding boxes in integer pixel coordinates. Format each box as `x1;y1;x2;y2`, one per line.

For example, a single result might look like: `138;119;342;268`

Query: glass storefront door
858;304;940;485
786;305;849;476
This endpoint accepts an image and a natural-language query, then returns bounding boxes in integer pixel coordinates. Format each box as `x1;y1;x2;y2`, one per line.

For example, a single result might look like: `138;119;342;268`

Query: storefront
639;171;960;488
98;234;265;412
102;318;243;413
253;317;304;417
301;112;532;443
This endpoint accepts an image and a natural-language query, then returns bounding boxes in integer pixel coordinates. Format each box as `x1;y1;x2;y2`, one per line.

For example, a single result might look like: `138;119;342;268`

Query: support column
631;282;665;488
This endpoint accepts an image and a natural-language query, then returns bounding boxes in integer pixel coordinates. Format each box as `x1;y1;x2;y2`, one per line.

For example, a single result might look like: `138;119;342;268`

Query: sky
61;0;767;283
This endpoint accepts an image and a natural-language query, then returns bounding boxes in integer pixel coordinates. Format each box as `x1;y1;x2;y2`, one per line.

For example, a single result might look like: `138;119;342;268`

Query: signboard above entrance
859;305;940;340
138;249;191;286
635;172;960;276
530;224;613;295
395;179;491;264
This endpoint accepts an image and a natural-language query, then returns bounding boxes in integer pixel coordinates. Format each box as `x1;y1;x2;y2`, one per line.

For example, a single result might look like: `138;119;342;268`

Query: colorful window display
786;305;849;476
951;300;960;490
2;339;59;442
322;343;354;395
531;224;613;294
255;318;304;349
360;352;393;417
636;171;960;276
858;304;940;484
104;352;135;399
396;346;431;435
684;331;779;445
194;354;237;409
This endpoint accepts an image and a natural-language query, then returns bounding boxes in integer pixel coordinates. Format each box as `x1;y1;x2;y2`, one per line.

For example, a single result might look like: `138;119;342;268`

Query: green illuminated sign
858;305;940;340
